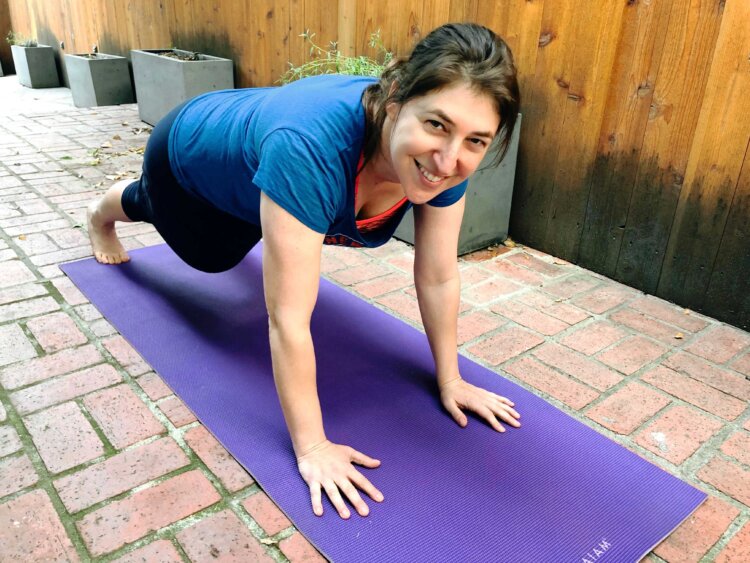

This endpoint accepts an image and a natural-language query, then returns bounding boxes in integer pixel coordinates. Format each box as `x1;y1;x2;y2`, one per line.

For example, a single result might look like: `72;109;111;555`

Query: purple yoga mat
62;244;706;562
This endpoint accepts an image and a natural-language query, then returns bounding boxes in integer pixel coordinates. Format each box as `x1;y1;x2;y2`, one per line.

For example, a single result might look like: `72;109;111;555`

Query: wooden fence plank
508;0;579;249
614;0;724;293
703;139;750;330
658;0;750;306
541;0;625;260
483;0;544;103
578;0;672;275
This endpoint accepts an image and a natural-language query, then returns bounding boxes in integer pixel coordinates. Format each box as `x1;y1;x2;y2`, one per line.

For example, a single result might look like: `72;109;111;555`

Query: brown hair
361;22;520;171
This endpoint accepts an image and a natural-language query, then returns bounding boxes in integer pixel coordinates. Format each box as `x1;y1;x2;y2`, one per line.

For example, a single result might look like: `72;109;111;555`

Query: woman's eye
427;119;443;130
469;138;486;147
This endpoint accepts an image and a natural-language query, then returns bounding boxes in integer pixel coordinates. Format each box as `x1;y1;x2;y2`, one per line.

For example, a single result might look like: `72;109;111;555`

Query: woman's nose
433;143;459;176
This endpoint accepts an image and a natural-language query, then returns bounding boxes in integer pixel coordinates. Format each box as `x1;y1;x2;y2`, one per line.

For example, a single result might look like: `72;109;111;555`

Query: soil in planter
154;50;202;61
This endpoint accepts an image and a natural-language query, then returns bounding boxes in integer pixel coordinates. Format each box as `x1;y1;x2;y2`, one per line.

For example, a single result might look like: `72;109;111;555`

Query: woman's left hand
439;377;521;432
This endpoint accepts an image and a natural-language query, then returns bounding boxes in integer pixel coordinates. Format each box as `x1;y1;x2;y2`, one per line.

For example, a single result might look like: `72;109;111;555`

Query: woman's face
384;83;500;205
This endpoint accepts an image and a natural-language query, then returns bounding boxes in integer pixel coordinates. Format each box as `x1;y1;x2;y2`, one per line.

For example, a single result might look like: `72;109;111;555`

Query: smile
415;160;445;184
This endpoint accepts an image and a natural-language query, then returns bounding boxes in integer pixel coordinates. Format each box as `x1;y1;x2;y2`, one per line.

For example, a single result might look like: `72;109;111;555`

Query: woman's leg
87;178;135;265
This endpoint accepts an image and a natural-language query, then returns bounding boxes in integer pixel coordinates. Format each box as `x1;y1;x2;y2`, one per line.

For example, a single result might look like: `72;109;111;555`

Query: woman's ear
385;100;399;121
385;81;400;121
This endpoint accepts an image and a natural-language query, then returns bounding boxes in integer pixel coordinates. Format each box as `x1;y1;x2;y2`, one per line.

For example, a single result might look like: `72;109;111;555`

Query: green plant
279;30;393;84
6;31;38;47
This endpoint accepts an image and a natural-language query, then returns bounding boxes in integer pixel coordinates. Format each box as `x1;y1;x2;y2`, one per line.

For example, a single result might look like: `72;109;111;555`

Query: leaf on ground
100;141;112;148
18;235;26;241
674;333;684;340
259;538;278;546
112;134;122;141
503;237;516;248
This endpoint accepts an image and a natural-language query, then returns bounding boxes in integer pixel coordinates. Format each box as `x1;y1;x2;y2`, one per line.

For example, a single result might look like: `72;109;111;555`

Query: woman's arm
260;192;327;454
413;197;465;387
413;198;522;431
260;193;383;519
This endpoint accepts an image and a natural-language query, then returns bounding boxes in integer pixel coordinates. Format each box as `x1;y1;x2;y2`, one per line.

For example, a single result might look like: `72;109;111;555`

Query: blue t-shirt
168;74;467;247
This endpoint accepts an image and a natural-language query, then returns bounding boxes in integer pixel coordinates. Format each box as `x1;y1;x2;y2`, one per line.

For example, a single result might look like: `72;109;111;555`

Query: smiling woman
86;22;520;520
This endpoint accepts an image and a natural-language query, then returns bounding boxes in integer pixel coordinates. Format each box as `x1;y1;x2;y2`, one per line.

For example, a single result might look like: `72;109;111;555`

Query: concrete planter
64;53;135;108
10;44;60;88
394;114;522;255
131;49;234;125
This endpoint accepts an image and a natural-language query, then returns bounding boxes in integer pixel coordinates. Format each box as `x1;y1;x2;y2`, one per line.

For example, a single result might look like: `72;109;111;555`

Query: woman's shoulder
254;75;376;149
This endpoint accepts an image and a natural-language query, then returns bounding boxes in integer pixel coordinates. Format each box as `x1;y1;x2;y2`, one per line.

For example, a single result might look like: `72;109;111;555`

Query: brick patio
0;75;748;562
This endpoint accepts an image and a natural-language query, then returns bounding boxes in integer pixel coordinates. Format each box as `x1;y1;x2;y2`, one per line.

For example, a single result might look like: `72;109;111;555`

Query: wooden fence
4;0;749;330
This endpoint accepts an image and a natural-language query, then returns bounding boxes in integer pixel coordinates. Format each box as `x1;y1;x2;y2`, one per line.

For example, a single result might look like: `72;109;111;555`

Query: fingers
322;480;351;519
444;401;468;427
309;482;323;517
338;479;370;517
349;469;384;504
491;398;521;427
479;406;506;433
349;448;381;468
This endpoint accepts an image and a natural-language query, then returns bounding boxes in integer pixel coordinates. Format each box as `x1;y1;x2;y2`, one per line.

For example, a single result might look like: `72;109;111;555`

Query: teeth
417;161;442;183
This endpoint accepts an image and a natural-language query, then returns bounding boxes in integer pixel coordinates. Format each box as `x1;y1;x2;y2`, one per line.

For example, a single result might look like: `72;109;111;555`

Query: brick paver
279;532;327;562
596;335;668;375
0;490;79;561
54;436;190;513
82;384;164;448
1;79;748;561
532;342;623;391
642;366;747;421
505;357;599;410
26;311;88;352
110;540;184;563
0;343;102;389
654;495;740;562
467;326;544;366
77;470;221;556
176;509;275;562
0;424;23;456
634;404;724;464
698;457;750;507
24;401;105;473
242;491;293;535
716;521;750;562
184;425;255;493
0;454;39;497
558;320;627;355
10;363;121;415
585;382;670;435
158;395;198;427
0;323;37;366
685;325;750;363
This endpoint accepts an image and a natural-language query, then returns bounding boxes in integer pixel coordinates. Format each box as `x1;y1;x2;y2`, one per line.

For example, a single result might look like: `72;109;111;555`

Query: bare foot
87;199;130;265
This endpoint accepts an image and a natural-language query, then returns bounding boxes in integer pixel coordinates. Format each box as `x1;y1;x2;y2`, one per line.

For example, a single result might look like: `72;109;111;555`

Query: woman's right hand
296;440;384;519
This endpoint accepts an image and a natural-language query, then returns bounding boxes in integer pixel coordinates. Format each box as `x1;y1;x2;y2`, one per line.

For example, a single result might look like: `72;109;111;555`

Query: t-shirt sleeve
252;128;342;234
426;179;468;207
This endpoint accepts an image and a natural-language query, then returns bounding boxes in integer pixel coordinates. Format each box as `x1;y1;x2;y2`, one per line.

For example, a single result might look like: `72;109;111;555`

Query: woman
87;22;522;519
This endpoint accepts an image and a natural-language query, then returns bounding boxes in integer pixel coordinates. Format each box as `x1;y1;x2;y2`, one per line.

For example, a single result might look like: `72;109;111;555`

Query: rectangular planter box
394;114;522;255
64;53;134;108
131;49;234;125
11;44;60;88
